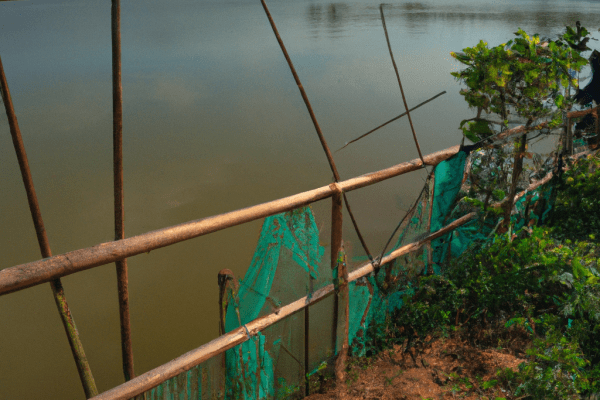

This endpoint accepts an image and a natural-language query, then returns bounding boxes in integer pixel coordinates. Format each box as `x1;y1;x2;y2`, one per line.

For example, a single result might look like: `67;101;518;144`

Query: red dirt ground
306;335;527;400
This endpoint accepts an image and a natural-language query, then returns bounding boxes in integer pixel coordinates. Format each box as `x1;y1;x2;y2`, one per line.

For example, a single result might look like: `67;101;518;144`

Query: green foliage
363;156;600;398
551;152;600;240
276;378;301;399
514;326;589;398
451;26;589;142
357;25;600;400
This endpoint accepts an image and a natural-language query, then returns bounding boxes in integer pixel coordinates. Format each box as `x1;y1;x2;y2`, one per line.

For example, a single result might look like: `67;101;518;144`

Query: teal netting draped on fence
224;207;327;399
136;139;562;399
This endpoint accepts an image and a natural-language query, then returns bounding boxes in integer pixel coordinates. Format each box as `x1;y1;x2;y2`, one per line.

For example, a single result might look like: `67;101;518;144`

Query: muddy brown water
1;0;599;398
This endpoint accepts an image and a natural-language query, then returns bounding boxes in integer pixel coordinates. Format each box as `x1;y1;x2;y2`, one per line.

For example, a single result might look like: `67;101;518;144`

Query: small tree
451;26;590;229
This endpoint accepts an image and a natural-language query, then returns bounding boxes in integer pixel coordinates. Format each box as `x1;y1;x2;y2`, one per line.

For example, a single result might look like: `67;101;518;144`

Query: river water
1;0;600;398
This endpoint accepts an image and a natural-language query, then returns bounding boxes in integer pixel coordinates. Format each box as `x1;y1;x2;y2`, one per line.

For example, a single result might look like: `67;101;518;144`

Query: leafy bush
361;25;600;400
367;152;600;397
451;28;588;142
551;152;600;240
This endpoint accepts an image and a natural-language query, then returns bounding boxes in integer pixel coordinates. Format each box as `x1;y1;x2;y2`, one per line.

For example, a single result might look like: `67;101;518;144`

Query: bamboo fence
0;125;557;399
1;1;599;398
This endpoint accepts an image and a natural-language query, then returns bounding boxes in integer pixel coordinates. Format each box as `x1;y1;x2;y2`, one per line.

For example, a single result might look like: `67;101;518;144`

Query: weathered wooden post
330;184;349;386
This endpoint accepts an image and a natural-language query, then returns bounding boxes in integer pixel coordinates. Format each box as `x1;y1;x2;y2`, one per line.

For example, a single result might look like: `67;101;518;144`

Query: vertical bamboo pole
564;83;572;156
111;0;135;382
255;336;261;400
217;269;235;399
566;116;573;155
503;133;528;231
334;252;349;386
425;171;435;274
258;0;373;260
330;184;348;385
379;5;425;164
304;306;310;396
0;56;99;398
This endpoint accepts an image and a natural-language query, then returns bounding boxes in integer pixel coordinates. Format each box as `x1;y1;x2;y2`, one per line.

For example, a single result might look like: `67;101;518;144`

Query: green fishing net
136;131;567;399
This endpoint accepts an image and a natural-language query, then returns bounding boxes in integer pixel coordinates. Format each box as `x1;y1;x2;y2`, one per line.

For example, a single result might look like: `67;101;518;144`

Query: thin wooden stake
379;5;425;164
337;91;446;152
260;0;338;179
0;55;99;398
111;0;135;382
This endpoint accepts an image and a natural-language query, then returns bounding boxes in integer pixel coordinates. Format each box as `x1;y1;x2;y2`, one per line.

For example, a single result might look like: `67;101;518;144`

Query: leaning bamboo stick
259;0;374;259
0;145;460;296
0;56;98;398
111;0;135;382
379;5;424;164
259;0;339;180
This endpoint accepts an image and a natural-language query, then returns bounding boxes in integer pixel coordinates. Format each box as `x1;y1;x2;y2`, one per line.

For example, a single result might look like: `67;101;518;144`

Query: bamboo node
329;182;343;194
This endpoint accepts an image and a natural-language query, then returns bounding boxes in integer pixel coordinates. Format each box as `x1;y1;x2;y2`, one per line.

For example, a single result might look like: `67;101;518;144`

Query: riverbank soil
307;331;528;400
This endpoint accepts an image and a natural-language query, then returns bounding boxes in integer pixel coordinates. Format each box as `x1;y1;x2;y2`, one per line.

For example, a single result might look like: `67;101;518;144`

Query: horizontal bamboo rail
89;155;566;400
0;145;460;296
566;105;600;118
90;141;577;400
0;121;549;297
88;210;477;400
28;130;572;400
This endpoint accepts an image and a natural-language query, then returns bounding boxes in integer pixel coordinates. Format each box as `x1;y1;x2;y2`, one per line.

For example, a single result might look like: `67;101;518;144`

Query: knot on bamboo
329;182;343;195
